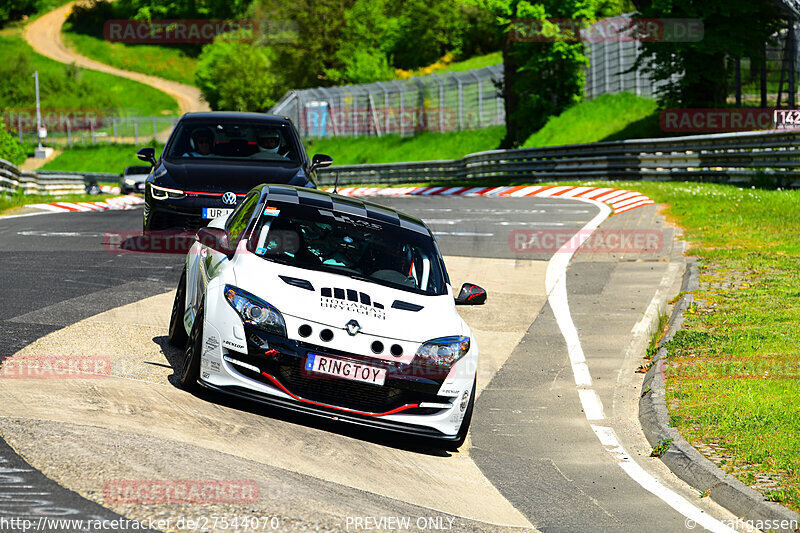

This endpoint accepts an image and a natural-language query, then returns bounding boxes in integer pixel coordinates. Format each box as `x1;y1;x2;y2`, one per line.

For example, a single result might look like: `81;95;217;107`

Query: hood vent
279;275;314;291
391;300;423;312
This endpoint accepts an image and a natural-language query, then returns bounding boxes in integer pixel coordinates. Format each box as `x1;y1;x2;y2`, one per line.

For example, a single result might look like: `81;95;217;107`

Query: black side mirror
196;227;234;257
310;153;333;172
455;283;487;305
137;147;156;166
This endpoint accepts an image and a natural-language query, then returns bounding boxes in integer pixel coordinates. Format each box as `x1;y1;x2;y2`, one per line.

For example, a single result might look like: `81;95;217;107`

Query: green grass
304;126;505;165
63;27;199;86
0;191;115;215
523;92;662;148
435;52;502;74
40;143;163;173
533;180;799;512
0;29;179;116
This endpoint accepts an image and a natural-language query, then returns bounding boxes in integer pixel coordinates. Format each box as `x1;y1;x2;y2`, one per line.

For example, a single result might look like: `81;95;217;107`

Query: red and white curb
100;185;121;194
324;185;654;214
29;195;144;213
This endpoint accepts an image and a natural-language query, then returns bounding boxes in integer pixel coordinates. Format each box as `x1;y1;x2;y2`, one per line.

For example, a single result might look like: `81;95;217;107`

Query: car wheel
447;378;476;451
168;268;189;347
180;301;204;392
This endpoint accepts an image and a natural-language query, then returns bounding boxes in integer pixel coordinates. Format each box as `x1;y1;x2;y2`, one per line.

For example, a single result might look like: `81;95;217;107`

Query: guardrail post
634;41;641;97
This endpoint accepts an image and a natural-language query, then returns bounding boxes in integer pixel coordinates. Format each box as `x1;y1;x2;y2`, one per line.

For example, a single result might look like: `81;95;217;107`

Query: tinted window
250;204;445;296
165;120;301;164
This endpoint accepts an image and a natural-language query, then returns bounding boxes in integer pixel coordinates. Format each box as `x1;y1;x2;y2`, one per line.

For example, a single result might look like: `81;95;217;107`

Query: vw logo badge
345;319;361;336
221;192;237;205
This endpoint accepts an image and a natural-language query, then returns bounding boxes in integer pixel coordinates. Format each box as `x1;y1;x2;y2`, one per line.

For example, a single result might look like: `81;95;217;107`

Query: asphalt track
0;198;745;532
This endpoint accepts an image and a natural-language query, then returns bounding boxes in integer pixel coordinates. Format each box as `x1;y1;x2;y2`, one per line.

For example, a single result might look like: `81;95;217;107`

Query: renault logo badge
345;319;361;336
221;192;237;205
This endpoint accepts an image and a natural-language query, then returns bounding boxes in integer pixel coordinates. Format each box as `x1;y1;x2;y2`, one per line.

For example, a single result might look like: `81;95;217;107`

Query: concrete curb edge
639;260;800;532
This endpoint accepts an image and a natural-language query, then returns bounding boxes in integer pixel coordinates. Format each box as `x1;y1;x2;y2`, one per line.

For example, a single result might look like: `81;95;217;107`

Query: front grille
277;364;407;413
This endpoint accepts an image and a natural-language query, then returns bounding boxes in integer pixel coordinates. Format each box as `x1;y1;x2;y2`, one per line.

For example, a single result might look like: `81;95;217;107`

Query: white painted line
578;390;605;420
546;195;736;532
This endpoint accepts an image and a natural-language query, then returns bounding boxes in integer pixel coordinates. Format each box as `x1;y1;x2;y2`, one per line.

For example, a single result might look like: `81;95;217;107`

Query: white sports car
168;184;487;448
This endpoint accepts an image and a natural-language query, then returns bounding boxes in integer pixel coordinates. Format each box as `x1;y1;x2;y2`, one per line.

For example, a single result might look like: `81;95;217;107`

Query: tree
480;0;596;148
0;0;37;28
195;37;282;111
632;0;783;107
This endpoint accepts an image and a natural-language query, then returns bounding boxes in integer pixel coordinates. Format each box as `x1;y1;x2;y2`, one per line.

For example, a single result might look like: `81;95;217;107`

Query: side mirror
310;153;333;172
137;147;156;166
455;283;487;305
196;227;234;257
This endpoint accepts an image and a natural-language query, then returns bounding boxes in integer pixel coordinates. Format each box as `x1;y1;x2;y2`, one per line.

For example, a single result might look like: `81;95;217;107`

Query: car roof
179;112;290;124
257;184;431;236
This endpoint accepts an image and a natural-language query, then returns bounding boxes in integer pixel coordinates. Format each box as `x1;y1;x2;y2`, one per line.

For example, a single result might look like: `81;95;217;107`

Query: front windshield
250;204;446;296
166;120;302;164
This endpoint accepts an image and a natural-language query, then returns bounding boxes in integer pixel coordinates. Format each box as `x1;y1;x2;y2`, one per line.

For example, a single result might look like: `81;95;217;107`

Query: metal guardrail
0;159;86;196
316;129;800;187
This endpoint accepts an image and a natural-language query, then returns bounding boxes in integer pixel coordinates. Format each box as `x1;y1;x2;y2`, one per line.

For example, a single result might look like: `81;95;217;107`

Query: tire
447;378;476;451
180;302;203;392
168;268;189;347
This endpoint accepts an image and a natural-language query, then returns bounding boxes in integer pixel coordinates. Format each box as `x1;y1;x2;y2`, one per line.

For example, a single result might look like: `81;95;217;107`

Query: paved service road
0;199;741;532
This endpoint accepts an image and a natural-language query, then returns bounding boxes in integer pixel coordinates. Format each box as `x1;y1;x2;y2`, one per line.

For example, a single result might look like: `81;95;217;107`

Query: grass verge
304;127;505;165
62;28;198;86
522;92;662;148
0;30;179;116
557;180;799;511
0;191;114;215
39;143;163;173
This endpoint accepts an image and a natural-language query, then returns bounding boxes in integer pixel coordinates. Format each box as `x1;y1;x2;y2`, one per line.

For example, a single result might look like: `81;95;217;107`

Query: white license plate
305;354;386;386
202;207;233;219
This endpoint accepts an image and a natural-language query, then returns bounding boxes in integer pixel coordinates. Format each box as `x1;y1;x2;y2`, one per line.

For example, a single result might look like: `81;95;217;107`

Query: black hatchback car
138;112;332;232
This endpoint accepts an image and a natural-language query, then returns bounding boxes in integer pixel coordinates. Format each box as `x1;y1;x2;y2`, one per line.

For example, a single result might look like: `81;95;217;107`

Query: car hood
233;253;465;344
160;159;309;192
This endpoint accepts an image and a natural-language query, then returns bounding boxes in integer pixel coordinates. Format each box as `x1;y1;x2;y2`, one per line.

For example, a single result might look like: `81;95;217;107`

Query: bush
0;0;38;28
0;118;27;166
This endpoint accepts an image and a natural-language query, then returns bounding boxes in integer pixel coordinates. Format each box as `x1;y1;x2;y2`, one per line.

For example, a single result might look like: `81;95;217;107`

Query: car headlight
150;183;185;200
224;285;286;337
124;178;136;185
415;336;470;367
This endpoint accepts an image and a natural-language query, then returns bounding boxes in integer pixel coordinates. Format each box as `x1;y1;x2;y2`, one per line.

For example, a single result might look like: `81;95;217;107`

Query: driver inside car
251;129;288;160
183;128;214;157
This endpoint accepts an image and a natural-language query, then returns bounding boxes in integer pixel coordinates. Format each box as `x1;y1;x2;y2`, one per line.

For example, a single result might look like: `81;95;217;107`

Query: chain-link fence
3;112;178;147
271;65;505;139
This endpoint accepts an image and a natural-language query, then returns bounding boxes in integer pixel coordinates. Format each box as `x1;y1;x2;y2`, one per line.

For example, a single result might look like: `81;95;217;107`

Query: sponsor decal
321;297;385;320
318;210;382;231
263;206;280;217
223;339;245;351
204;336;219;353
209;360;221;372
202;372;210;379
